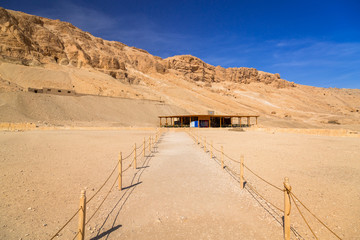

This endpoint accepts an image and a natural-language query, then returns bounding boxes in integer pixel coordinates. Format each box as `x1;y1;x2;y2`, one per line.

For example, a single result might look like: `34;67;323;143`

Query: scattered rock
328;120;340;125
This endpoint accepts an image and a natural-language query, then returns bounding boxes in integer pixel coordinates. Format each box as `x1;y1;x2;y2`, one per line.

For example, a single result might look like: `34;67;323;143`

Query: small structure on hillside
159;114;259;128
28;87;76;96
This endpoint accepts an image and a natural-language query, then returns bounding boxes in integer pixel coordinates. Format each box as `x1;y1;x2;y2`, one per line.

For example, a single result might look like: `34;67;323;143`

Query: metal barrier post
118;152;122;190
78;190;86;240
134;143;137;169
240;155;244;189
221;146;224;169
284;177;291;240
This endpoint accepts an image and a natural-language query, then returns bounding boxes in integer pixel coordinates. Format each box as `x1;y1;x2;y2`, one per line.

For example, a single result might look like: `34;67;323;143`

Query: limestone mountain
0;7;359;129
0;7;291;88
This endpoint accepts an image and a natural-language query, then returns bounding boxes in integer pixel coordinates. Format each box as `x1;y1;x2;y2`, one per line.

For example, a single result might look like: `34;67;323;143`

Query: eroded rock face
0;7;295;88
0;7;164;82
164;55;295;88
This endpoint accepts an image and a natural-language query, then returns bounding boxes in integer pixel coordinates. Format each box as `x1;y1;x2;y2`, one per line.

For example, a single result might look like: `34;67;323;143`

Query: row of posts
76;133;158;240
195;133;292;240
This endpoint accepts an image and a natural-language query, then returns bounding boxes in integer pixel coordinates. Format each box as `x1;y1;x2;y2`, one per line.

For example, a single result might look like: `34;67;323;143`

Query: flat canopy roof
158;114;259;118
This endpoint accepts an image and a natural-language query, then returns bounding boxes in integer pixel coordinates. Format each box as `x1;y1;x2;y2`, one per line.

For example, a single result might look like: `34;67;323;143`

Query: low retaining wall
28;87;76;96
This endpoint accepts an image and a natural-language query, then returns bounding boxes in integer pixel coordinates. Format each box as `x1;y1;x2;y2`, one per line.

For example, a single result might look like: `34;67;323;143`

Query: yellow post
284;177;291;240
210;141;213;159
240;155;244;189
134;143;137;169
247;117;250;127
240;117;242;127
204;137;207;152
221;146;224;169
78;190;86;240
150;136;152;152
143;137;145;157
118;152;122;190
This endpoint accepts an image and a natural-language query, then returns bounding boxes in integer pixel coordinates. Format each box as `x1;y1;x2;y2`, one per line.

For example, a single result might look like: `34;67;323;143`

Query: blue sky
2;0;360;88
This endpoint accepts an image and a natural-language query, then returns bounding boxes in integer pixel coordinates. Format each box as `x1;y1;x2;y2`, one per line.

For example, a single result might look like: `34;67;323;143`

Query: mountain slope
0;7;359;129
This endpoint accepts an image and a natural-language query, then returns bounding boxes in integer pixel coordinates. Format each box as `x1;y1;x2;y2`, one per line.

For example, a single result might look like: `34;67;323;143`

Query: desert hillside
0;7;359;129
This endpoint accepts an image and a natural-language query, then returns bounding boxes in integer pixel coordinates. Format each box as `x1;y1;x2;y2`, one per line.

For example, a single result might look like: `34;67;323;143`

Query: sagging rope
136;142;144;150
49;208;81;240
197;134;283;192
49;133;159;240
290;191;342;240
223;152;241;163
85;173;119;225
290;193;318;240
244;178;284;213
122;148;135;161
192;131;344;239
122;158;135;173
87;161;119;204
243;164;283;192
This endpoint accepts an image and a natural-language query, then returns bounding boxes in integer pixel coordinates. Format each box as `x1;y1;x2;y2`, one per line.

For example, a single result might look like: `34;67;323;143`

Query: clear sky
2;0;360;88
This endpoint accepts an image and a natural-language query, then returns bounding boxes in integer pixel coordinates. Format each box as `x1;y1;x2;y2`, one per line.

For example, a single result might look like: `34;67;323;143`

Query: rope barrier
244;178;284;213
136;148;144;158
243;164;284;192
71;231;79;240
49;208;81;240
290;192;342;239
122;148;135;161
122;158;135;173
85;173;118;225
212;145;222;153
136;142;144;150
49;133;159;240
223;152;241;163
86;161;119;204
290;193;319;240
192;132;344;239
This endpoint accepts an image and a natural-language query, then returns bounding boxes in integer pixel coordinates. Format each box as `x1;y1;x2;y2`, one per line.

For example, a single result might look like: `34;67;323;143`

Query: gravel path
90;131;283;240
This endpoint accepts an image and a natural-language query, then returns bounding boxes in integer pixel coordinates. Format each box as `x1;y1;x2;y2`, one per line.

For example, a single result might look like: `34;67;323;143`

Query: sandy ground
0;129;359;239
193;128;360;239
0;129;156;240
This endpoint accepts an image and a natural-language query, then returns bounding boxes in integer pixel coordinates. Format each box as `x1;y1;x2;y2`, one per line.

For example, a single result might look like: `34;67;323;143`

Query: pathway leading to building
89;131;283;240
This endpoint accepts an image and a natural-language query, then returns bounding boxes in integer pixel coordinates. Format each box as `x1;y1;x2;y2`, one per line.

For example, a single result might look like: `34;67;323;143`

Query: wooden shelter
158;114;259;128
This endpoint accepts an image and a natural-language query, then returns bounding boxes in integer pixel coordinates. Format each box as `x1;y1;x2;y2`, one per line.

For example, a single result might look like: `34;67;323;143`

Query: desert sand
1;7;360;240
1;129;359;239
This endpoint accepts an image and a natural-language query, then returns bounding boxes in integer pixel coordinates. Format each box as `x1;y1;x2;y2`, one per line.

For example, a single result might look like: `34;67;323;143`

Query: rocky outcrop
0;7;165;83
0;7;295;88
165;55;295;88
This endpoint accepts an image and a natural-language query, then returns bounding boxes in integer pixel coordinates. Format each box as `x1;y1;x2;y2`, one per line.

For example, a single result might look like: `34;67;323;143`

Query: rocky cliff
164;55;294;88
0;7;293;88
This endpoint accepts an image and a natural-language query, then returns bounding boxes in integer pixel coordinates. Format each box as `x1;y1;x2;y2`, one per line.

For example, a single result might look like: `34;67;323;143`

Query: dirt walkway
88;131;283;240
